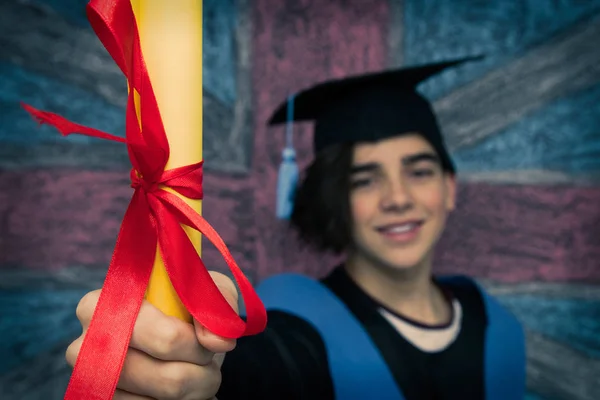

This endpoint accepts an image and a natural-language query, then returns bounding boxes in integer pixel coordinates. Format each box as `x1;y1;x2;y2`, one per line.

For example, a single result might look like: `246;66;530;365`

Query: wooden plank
2;329;595;400
0;338;73;400
434;182;600;283
0;62;126;146
452;83;600;178
0;289;85;376
460;170;600;187
526;330;600;400
0;141;129;171
386;0;404;68
483;280;600;301
0;266;107;291
403;0;600;96
2;171;599;283
498;295;600;357
0;262;256;320
0;287;597;400
525;393;546;400
432;12;600;151
0;1;124;106
0;59;237;171
0;0;253;173
0;169;257;271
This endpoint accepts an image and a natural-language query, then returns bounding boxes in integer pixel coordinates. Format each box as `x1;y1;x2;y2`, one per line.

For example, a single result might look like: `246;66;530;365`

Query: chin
381;256;427;272
351;232;437;273
366;247;431;273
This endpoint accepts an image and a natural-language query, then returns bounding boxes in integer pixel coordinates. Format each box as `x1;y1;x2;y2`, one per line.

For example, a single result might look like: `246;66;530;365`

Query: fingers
67;271;238;400
75;272;241;357
113;389;155;400
194;272;239;354
75;289;101;331
67;338;221;400
130;303;214;365
117;348;222;400
73;289;214;365
65;335;82;368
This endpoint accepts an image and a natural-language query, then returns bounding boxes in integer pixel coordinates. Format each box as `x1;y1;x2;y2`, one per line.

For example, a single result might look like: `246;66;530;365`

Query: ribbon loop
158;162;205;200
21;0;267;398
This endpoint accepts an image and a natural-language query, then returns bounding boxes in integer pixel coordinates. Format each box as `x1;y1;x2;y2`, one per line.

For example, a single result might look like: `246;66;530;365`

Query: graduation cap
270;56;482;219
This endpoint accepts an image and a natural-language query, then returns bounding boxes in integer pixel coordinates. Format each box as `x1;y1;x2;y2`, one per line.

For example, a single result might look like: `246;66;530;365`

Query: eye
350;177;374;189
350;174;378;189
409;168;435;179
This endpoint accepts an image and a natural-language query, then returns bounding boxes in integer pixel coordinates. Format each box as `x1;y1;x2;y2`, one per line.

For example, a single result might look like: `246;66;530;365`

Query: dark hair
290;143;355;254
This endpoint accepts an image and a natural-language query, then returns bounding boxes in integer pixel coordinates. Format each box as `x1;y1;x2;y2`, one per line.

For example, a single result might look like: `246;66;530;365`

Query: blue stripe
453;84;600;174
525;392;549;400
496;294;600;357
403;0;600;99
31;0;92;28
203;0;239;105
0;288;87;374
0;62;125;145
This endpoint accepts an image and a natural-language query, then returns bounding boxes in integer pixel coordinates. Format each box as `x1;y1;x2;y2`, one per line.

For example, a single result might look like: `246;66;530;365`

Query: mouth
375;220;424;242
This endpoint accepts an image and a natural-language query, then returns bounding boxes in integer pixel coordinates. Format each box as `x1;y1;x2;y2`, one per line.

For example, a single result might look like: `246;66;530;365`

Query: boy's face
348;133;456;272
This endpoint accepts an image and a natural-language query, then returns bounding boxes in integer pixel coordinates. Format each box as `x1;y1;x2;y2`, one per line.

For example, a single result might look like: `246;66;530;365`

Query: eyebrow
350;163;380;175
402;152;440;166
350;152;440;175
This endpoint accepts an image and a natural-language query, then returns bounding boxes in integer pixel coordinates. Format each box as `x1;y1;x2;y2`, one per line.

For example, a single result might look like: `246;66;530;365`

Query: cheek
416;187;448;214
350;193;377;225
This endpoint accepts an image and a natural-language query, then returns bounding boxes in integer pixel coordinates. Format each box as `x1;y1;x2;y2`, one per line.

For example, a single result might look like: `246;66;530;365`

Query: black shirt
218;267;487;399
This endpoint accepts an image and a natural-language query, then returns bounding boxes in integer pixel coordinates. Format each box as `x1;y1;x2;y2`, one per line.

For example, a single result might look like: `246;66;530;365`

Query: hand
66;271;239;400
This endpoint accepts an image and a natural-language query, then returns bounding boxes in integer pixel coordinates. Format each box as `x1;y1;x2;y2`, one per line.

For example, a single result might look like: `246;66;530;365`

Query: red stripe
434;183;600;283
0;169;251;271
2;170;599;282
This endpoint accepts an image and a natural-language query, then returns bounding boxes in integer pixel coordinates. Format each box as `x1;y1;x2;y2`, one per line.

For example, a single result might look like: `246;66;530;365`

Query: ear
444;173;457;211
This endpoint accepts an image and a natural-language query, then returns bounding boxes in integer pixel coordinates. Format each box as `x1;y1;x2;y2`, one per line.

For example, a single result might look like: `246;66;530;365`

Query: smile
375;220;424;242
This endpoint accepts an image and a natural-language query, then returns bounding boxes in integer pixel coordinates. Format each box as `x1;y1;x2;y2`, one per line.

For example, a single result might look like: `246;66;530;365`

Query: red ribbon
22;0;267;399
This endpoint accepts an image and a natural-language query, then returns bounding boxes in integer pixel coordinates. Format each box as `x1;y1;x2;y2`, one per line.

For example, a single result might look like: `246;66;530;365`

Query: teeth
387;224;414;233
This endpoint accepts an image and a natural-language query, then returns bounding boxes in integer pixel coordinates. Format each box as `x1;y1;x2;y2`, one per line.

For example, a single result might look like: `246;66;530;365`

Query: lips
375;220;424;242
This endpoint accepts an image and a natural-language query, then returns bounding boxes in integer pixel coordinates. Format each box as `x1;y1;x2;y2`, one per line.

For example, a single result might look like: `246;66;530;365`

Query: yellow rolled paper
130;0;203;322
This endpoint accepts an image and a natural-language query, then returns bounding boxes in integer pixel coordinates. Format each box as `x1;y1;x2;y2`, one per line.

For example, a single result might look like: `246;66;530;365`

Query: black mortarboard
269;56;483;174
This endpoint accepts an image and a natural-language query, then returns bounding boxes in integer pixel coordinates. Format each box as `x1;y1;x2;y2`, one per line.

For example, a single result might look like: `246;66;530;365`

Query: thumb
193;271;239;353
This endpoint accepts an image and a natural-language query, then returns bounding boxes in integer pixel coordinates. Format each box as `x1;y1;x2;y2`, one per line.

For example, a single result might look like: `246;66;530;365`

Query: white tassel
276;95;299;219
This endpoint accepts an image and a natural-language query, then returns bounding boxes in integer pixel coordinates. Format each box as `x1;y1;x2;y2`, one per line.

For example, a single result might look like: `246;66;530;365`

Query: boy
218;56;525;399
68;57;525;400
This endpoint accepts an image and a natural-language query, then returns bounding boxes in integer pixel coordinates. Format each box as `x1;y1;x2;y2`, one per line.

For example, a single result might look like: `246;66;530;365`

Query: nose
379;177;413;212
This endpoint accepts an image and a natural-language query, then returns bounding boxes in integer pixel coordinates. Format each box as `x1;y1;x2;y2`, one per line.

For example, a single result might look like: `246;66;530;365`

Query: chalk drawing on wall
388;1;600;399
1;0;600;399
0;0;254;173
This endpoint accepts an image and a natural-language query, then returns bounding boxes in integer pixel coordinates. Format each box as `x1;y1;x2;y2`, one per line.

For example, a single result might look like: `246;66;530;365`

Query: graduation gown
217;267;525;400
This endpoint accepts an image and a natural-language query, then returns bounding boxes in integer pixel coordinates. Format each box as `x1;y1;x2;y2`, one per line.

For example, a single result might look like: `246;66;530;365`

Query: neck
344;252;450;325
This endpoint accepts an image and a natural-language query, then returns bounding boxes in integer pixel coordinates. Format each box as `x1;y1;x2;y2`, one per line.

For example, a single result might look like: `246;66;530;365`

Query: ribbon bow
22;0;267;399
